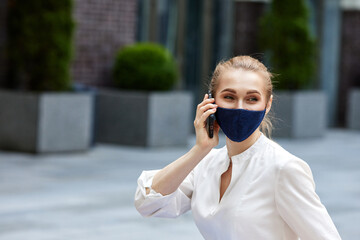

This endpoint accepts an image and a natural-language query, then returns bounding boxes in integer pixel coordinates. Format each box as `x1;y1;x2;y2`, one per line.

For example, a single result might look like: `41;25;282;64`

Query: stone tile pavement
0;130;359;240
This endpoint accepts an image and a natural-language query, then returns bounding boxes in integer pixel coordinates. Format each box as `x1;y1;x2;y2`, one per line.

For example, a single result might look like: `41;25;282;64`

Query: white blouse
134;134;341;240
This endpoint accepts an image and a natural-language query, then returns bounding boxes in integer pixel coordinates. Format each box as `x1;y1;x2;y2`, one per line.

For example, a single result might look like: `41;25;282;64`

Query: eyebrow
220;88;262;95
247;90;262;95
220;88;237;94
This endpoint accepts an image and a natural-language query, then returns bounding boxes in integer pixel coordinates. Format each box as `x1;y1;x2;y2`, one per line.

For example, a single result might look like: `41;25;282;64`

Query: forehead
217;69;265;93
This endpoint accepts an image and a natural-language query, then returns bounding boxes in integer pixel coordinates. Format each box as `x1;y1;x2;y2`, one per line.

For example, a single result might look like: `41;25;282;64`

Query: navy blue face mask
215;107;266;142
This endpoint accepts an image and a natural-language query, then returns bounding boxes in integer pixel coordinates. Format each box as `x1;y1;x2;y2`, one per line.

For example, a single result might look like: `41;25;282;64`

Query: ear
265;95;273;114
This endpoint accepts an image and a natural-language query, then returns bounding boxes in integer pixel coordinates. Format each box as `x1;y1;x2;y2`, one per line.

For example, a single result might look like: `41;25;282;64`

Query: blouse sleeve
275;159;341;240
134;169;194;218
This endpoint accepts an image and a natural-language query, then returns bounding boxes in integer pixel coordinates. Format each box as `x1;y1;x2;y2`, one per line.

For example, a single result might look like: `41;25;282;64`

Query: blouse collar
227;133;266;163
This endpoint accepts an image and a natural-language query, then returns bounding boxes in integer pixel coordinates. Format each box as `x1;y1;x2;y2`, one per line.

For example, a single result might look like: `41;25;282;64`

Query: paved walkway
0;130;359;240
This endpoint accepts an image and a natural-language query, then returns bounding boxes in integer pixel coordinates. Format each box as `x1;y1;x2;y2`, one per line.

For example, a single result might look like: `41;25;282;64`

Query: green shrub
113;43;178;91
7;0;74;91
259;0;316;90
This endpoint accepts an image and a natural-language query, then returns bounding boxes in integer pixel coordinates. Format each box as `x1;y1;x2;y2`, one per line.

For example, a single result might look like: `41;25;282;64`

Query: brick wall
71;0;138;87
338;10;360;126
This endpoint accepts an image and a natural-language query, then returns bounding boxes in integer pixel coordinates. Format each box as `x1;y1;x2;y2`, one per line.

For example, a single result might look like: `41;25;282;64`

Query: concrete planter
347;88;360;130
95;89;193;147
0;90;94;153
271;91;327;138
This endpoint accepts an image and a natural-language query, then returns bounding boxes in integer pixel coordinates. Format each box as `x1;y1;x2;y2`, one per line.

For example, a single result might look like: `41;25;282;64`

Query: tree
259;0;316;90
7;0;74;91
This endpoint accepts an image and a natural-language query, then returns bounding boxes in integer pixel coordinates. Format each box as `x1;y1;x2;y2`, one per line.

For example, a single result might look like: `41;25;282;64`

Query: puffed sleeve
134;169;194;218
275;159;341;240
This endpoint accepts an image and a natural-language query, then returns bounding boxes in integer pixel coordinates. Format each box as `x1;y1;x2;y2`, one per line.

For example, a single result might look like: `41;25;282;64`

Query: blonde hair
209;56;274;137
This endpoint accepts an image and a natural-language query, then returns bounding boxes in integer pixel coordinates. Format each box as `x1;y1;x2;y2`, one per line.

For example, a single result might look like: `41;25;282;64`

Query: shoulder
263;137;308;168
262;138;315;190
261;137;313;180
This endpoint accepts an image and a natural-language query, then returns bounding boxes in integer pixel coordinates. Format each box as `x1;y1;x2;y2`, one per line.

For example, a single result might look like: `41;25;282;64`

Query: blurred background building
0;0;359;128
0;2;359;238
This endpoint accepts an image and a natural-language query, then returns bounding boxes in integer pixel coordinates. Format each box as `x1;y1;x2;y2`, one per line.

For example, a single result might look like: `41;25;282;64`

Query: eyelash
224;95;234;100
247;97;258;102
223;95;259;102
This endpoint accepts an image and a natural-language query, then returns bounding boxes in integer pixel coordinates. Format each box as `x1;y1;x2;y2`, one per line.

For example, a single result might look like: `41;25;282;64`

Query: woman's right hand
149;94;219;196
194;94;220;150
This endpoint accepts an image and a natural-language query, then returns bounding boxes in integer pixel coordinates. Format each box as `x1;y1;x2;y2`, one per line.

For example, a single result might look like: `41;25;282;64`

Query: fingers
198;107;217;124
194;105;217;129
197;94;215;110
196;94;215;118
195;102;217;125
194;93;217;129
203;93;208;101
199;102;217;114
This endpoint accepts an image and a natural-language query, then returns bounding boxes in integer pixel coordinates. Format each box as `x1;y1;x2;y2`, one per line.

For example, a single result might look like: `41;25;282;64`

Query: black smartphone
207;91;216;138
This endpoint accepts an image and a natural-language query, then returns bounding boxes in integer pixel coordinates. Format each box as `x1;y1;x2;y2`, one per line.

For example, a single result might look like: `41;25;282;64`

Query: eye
224;95;234;100
247;97;258;102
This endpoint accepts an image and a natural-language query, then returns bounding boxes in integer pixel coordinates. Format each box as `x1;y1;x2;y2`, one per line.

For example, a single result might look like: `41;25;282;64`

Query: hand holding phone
207;91;216;138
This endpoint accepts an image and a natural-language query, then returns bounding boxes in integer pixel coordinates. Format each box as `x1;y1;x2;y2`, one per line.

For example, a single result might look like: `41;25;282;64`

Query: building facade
0;0;359;127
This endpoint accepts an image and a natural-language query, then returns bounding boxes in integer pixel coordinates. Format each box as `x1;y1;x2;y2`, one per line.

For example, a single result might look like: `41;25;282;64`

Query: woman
134;56;341;240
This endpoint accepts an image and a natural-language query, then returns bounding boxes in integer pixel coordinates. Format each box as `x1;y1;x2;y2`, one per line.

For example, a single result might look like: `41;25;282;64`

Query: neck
226;129;261;158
